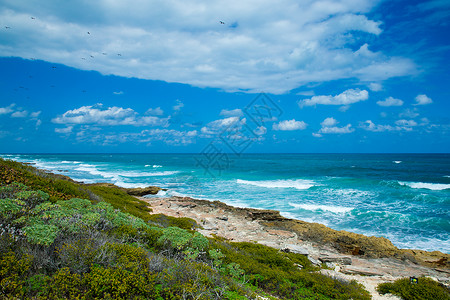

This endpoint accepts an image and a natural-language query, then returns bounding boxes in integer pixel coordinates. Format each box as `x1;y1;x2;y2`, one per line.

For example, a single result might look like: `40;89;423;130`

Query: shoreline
139;194;449;299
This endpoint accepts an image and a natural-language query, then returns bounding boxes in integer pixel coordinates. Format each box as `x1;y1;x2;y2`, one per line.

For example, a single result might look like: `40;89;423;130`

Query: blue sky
0;0;449;153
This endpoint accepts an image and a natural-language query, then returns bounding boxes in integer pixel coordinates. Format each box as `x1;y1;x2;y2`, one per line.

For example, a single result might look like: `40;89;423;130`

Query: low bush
377;277;450;300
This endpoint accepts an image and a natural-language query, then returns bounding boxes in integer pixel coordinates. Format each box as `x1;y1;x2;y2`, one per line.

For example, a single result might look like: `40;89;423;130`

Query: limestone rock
319;255;352;265
283;244;309;256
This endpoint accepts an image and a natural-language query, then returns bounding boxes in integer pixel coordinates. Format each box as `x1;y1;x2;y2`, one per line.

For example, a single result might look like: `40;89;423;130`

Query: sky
0;0;449;153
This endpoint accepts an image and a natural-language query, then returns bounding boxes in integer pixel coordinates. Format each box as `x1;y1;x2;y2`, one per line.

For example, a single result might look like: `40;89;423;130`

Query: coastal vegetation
377;277;450;300
0;158;378;299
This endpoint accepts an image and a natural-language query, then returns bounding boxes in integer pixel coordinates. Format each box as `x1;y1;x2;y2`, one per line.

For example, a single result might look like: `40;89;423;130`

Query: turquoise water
1;153;449;253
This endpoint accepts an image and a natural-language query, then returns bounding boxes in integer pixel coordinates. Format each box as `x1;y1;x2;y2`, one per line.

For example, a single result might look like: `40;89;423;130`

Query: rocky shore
140;195;449;300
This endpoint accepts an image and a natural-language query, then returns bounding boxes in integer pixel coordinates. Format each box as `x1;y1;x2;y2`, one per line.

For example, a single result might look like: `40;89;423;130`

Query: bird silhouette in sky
117;53;122;56
5;26;11;29
87;31;90;34
31;17;35;19
219;21;225;24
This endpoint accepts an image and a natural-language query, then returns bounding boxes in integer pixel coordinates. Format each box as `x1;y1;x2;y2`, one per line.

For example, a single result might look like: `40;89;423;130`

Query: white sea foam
393;161;402;164
236;179;316;190
399;181;450;191
289;202;354;213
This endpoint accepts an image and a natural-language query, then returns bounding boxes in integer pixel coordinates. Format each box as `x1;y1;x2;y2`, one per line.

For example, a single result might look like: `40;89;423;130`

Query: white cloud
273;119;307;131
318;117;353;134
376;96;403;107
321;117;338;127
312;132;322;137
0;1;416;94
113;91;124;95
30;111;41;118
299;89;368;107
395;119;418;127
146;107;164;116
11;110;28;118
319;124;354;134
55;126;73;134
368;82;382;91
254;126;267;136
414;94;432;105
220;108;243;117
399;108;419;119
140;129;198;145
360;119;419;132
0;104;15;115
52;104;170;127
201;117;242;135
173;100;184;111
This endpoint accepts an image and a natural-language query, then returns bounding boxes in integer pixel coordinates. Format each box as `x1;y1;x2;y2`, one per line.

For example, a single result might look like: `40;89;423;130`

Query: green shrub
148;213;198;230
0;251;33;297
22;223;59;246
377;277;450;300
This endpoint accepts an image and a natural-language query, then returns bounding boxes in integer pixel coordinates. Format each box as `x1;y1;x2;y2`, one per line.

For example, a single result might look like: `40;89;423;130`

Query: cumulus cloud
0;104;15;115
320;117;338;127
273;119;307;131
318;117;353;134
0;1;416;93
201;117;243;135
376;96;403;107
368;82;382;91
360;119;419;132
11;110;28;118
52;104;170;127
299;89;368;107
146;107;164;116
220;108;243;117
414;94;432;105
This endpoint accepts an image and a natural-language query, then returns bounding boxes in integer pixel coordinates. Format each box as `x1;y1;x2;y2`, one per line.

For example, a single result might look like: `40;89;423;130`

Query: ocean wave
393;161;402;164
398;181;450;191
288;202;354;213
236;179;316;190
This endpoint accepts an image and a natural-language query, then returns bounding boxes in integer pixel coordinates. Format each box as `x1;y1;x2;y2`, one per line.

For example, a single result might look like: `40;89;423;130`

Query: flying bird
31;17;35;19
219;21;225;24
102;52;107;55
87;31;90;34
81;57;86;60
90;55;94;58
5;26;11;29
117;53;122;56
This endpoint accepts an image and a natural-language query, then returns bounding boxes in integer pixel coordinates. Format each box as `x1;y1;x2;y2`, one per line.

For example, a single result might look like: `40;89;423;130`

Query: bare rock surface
141;196;450;299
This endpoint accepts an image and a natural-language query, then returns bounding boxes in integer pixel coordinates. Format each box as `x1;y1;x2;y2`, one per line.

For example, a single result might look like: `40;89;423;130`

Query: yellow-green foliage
148;213;198;230
0;158;90;201
0;251;33;297
0;162;374;299
213;240;371;300
86;185;152;221
377;277;450;300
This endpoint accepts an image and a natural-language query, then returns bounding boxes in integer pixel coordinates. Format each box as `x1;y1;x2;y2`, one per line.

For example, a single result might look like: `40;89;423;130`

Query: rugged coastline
139;194;449;298
1;158;449;299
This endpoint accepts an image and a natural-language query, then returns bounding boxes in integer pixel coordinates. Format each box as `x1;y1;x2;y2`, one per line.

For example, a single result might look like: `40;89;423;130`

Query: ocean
1;153;449;253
